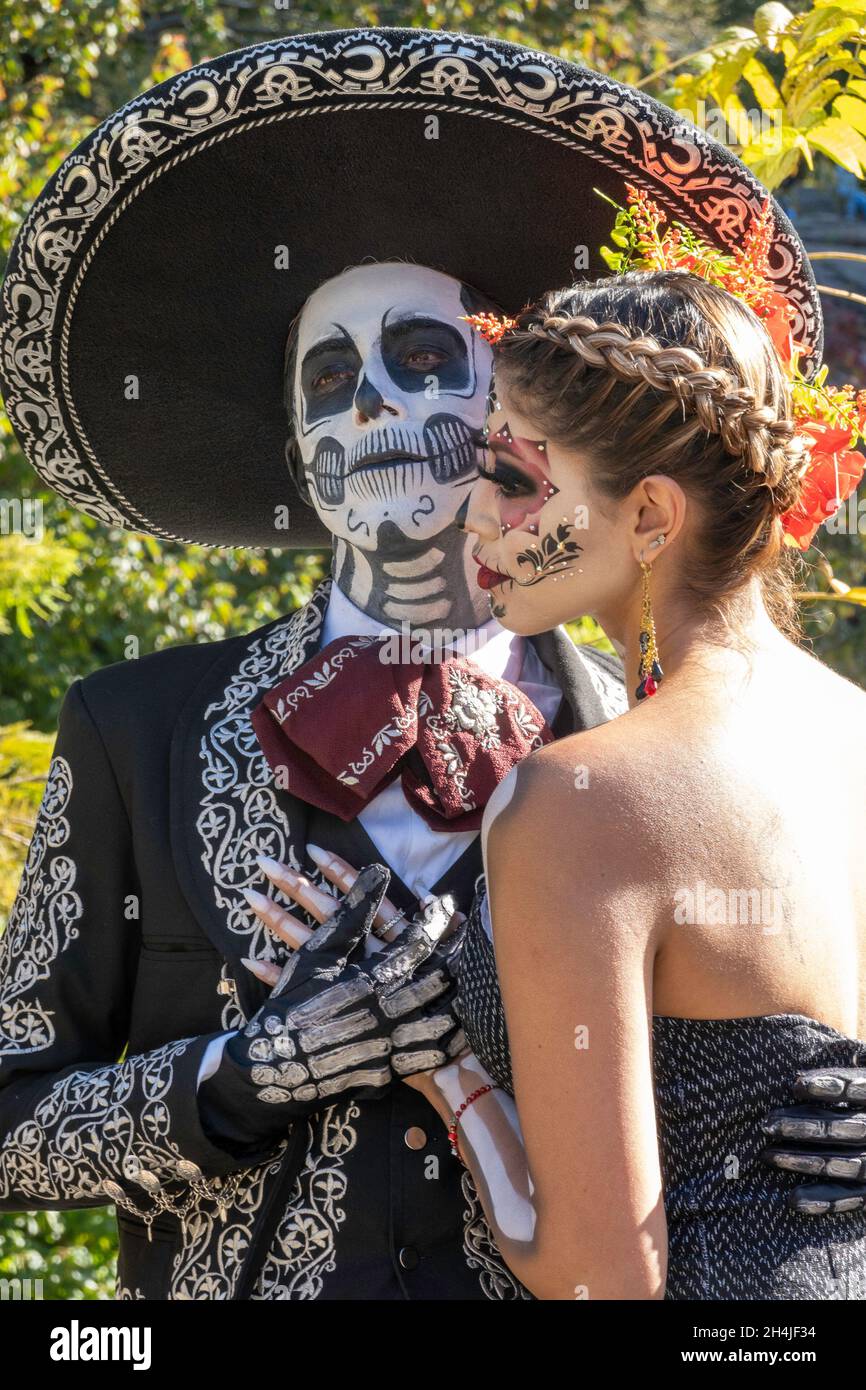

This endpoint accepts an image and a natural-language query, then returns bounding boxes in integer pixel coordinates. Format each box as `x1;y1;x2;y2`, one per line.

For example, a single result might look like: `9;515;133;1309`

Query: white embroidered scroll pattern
461;1168;533;1301
169;1147;289;1300
0;754;81;1063
251;1100;361;1301
0;1037;199;1204
197;580;331;967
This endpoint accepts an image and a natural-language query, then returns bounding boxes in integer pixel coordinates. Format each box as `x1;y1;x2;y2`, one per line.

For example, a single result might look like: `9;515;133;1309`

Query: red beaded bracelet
447;1084;493;1164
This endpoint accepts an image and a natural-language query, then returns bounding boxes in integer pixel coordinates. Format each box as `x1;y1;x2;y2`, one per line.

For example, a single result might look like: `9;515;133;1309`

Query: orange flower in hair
459;312;517;345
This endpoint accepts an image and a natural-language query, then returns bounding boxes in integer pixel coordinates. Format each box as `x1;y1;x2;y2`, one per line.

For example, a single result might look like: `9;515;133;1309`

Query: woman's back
458;896;866;1300
552;628;866;1040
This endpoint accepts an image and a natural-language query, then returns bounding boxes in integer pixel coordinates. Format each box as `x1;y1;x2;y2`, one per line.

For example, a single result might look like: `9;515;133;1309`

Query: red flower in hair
781;422;866;550
756;290;799;367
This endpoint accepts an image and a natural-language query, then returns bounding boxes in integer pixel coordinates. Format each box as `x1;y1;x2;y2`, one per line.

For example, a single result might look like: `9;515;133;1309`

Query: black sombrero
0;25;823;551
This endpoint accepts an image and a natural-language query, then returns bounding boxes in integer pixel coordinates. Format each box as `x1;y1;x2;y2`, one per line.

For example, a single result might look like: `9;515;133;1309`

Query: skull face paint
290;263;494;628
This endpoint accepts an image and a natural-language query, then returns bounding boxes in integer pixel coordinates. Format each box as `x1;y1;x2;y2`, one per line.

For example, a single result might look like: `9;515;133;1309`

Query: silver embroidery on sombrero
0;30;817;547
0;754;81;1062
196;579;332;968
250;1100;360;1300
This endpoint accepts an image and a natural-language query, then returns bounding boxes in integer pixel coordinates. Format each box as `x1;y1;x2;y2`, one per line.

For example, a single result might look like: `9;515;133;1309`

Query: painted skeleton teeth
424;415;477;482
309;446;346;505
348;460;425;501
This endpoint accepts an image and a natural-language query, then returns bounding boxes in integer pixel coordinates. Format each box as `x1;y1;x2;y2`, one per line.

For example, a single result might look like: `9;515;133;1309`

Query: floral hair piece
458;312;517;344
598;185;866;552
460;191;866;553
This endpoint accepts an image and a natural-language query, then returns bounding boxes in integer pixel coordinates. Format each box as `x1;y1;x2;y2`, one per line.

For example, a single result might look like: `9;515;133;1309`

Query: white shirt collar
321;579;526;684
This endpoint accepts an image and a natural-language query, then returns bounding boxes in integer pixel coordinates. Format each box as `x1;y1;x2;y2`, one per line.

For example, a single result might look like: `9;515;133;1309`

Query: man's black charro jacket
0;579;627;1299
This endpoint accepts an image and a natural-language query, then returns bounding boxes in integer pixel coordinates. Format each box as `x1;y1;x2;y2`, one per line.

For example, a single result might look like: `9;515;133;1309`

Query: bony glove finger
761;1104;866;1146
390;989;466;1076
391;1011;464;1074
793;1067;866;1105
785;1181;866;1216
374;897;466;991
369;918;446;990
273;862;391;996
763;1143;866;1183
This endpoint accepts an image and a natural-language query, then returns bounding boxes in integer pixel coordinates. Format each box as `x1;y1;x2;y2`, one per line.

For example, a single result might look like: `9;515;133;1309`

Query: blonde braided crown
520;310;809;510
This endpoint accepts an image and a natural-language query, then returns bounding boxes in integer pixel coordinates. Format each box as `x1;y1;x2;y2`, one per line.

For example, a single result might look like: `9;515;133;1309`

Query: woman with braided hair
388;268;866;1299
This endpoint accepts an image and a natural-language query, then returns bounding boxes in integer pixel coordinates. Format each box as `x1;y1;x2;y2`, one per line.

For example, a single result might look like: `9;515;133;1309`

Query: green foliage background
0;0;864;1299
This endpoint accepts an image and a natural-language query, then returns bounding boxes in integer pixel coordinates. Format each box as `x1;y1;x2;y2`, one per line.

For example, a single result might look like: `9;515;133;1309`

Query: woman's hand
241;845;470;1080
240;843;406;987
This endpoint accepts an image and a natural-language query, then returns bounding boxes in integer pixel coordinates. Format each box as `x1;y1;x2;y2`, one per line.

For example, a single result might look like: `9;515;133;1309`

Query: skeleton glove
198;864;466;1154
762;1067;866;1215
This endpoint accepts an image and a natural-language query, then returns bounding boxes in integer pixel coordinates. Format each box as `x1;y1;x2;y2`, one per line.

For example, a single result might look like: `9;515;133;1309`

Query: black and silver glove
199;864;466;1153
762;1067;866;1215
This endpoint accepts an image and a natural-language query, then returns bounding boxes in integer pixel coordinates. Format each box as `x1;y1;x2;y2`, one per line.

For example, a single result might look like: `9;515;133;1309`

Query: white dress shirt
196;584;562;1088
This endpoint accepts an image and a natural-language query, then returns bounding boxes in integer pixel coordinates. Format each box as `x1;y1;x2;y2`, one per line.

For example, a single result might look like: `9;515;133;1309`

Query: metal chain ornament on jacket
199;866;467;1152
250;634;554;832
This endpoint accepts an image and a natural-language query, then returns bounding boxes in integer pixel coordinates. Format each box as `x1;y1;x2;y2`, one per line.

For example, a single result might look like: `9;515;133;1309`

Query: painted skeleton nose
353;373;398;421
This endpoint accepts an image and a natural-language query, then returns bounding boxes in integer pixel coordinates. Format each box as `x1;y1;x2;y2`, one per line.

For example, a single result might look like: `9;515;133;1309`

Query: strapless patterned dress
457;891;866;1300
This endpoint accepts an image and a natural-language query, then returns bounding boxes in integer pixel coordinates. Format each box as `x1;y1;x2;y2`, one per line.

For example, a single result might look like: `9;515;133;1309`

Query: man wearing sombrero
0;26;854;1301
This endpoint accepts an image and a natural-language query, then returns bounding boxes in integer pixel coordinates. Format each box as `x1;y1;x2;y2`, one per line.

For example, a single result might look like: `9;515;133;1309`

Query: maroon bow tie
250;634;554;832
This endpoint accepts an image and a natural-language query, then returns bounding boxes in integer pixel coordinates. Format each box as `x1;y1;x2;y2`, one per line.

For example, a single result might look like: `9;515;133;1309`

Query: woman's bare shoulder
484;716;660;881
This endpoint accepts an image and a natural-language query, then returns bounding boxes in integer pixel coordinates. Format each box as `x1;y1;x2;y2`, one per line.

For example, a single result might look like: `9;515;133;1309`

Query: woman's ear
630;474;687;562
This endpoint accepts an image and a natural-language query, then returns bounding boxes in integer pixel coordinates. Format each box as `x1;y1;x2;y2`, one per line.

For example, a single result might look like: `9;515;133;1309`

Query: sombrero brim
0;25;823;550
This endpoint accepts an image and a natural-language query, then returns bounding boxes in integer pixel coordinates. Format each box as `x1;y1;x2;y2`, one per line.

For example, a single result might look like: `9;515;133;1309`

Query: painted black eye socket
311;366;356;393
401;345;451;370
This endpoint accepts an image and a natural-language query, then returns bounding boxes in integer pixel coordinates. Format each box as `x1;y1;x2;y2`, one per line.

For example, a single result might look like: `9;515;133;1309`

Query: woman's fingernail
257;853;294;881
243;886;273;912
241;956;270;979
306;843;330;868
